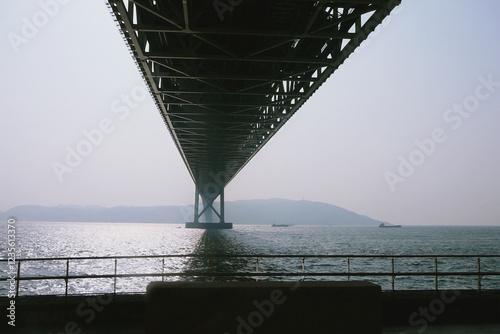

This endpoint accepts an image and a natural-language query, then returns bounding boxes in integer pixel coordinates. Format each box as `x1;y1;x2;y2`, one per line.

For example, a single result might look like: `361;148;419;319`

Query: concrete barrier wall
382;290;500;325
0;294;145;333
1;288;497;333
146;281;382;334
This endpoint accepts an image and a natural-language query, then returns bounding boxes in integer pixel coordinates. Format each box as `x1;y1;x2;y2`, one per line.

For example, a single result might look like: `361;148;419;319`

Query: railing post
391;257;395;293
15;260;21;298
347;257;350;281
114;258;117;294
302;257;305;275
477;257;481;294
434;257;438;292
162;257;165;282
255;257;259;282
65;259;69;297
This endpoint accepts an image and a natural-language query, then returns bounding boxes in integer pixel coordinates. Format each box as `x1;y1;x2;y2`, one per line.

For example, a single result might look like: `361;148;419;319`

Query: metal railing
1;254;499;296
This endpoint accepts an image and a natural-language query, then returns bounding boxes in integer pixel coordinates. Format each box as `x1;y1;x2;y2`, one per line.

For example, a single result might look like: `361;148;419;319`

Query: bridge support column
186;185;232;229
193;186;200;223
220;187;225;223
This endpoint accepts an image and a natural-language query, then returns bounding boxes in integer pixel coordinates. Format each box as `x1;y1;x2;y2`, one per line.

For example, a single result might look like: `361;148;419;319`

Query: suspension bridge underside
107;0;400;228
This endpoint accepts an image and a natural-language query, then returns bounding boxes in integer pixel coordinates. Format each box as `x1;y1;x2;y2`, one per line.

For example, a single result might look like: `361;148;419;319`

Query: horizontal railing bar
1;254;499;262
11;289;500;298
2;271;499;281
4;254;498;295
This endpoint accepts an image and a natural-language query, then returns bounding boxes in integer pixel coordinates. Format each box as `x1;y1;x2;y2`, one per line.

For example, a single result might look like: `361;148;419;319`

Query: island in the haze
0;199;391;226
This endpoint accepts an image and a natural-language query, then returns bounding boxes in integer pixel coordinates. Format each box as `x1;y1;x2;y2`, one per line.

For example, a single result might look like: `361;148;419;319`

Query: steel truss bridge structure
107;0;401;228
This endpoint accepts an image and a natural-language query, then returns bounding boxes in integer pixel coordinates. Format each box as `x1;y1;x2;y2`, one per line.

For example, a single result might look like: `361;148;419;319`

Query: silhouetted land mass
0;199;387;226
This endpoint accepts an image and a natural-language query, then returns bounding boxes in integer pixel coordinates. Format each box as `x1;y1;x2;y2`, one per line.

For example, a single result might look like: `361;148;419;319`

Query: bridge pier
186;185;232;229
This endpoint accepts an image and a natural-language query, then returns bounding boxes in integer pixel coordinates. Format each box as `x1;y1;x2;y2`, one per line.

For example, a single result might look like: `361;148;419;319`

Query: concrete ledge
2;289;498;332
146;281;382;334
185;222;233;229
382;290;500;325
0;294;145;333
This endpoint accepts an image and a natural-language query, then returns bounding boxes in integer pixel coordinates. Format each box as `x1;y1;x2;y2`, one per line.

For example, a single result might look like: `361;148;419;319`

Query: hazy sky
1;0;499;225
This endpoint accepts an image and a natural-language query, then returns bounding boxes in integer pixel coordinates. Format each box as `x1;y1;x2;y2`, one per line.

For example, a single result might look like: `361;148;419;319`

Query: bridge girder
107;0;401;220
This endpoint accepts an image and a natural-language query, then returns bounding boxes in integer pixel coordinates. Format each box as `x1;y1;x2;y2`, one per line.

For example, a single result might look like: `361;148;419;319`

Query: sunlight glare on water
0;222;499;295
10;222;204;258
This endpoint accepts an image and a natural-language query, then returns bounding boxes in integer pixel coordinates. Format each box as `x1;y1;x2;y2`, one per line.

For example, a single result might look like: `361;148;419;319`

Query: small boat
272;224;293;227
379;223;401;228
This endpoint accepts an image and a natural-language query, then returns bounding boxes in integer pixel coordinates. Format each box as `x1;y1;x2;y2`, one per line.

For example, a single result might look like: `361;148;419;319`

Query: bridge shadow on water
184;229;255;281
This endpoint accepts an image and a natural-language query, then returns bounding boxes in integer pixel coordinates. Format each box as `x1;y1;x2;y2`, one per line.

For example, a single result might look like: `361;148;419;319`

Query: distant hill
0;199;387;226
0;204;189;224
226;199;385;226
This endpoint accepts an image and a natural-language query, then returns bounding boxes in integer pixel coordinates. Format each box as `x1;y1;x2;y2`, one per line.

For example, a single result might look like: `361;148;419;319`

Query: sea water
0;222;499;295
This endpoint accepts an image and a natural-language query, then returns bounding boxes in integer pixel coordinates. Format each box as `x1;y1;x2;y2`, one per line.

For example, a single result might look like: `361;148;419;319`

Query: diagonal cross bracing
107;0;401;198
